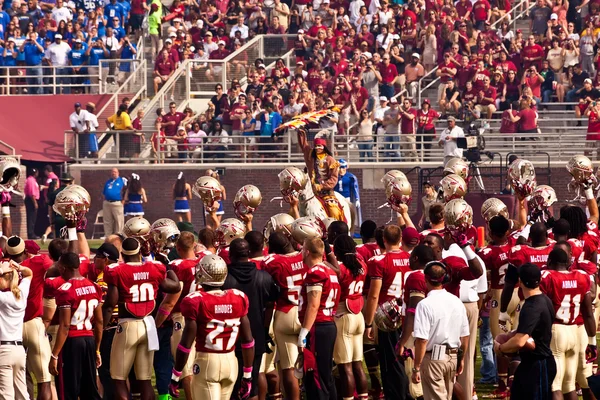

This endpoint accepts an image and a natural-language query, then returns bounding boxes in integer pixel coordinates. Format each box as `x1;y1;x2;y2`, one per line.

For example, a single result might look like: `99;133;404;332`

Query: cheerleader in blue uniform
123;173;147;220
173;172;192;222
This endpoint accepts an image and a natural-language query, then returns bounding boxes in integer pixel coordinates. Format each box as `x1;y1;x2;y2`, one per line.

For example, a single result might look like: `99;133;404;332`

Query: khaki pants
422;352;458;400
0;345;28;400
103;200;124;236
171;313;197;379
192;351;237;400
333;312;365;364
490;288;522;338
273;307;301;370
551;323;580;393
110;319;154;381
400;134;417;161
23;317;52;383
457;302;478;400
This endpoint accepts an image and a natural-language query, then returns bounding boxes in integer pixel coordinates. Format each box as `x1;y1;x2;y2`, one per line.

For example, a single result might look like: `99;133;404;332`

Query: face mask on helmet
527;185;557;223
385;177;412;210
195;254;228;286
443;158;469;180
567;155;595;185
291;216;324;244
52;185;91;225
278;167;307;200
150;218;180;253
508;159;536;198
192;176;222;209
439;174;467;202
0;157;20;192
233;184;262;219
444;198;473;236
215;218;247;248
374;299;402;332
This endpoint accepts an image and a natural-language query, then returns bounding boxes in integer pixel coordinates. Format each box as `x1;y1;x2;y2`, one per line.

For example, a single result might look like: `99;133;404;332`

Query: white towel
144;315;159;351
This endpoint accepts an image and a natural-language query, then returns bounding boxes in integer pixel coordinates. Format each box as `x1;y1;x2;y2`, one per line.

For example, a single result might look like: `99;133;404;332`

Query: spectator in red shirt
416;99;440;161
586;102;600;159
162;101;186;138
506;99;538;134
475;76;498;119
455;55;474;88
455;0;473;20
350;77;369;112
436;52;458;102
472;60;491;90
493;51;518;76
206;40;230;81
522;35;545;70
500;103;520;133
379;53;398;99
399;98;418;161
153;49;175;93
521;65;545;103
472;0;491;29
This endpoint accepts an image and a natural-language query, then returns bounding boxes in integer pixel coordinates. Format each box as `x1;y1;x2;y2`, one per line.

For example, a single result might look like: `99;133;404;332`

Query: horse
297;173;353;226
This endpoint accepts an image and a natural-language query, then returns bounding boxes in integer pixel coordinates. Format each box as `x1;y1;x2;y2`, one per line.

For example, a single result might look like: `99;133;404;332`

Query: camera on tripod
457;121;486;163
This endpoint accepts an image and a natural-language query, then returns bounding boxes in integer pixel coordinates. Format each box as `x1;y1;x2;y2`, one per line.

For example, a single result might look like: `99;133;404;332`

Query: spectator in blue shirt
19;31;44;94
259;102;282;158
111;17;126;40
117;36;136;84
102;167;126;235
26;1;43;26
104;0;124;28
85;36;108;93
69;38;87;92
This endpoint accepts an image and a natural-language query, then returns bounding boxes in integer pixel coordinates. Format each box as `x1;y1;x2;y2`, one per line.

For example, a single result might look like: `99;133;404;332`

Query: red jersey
170;258;200;313
508;244;554;269
472;69;490;90
180;289;249;353
500;110;519;133
478;86;497;106
356;242;381;263
478;243;512;289
44;276;66;326
261;252;307;312
442;255;477;297
249;256;264;270
472;0;490;20
417;109;440;130
299;264;341;323
400;108;417;134
21;254;53;322
105;260;167;318
540;269;590;325
403;269;426;310
218;247;230;265
55;278;102;337
338;260;368;314
367;250;411;305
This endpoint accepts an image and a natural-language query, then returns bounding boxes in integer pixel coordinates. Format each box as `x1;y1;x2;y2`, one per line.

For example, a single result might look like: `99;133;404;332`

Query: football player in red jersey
559;204;599;262
356;220;381;262
261;232;307;400
396;245;436;399
5;236;53;400
48;253;103;400
171;254;255;399
332;235;369;400
102;237;180;400
363;225;411;400
297;237;341;399
477;215;519;396
245;231;266;269
197;228;217;257
539;248;596;400
553;219;587;263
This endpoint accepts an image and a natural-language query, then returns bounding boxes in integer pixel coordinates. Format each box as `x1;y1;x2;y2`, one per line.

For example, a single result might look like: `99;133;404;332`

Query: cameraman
438;116;465;166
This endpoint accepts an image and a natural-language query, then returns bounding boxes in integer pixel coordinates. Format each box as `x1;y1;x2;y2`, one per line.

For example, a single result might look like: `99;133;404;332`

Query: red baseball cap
314;138;327;146
402;227;422;246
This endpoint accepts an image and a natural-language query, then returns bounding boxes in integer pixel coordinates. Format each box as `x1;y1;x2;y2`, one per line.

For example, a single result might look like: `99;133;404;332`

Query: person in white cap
0;258;33;400
405;53;425;99
46;32;72;93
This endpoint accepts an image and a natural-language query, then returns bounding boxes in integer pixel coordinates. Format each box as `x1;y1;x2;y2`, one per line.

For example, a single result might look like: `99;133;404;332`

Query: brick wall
70;165;578;236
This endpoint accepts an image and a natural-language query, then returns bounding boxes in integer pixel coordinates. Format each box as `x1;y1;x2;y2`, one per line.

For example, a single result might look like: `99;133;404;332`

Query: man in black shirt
494;263;556;400
223;238;280;400
567;64;590;103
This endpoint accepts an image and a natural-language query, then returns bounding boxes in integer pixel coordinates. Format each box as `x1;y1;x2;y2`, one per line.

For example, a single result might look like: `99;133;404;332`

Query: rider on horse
297;129;346;222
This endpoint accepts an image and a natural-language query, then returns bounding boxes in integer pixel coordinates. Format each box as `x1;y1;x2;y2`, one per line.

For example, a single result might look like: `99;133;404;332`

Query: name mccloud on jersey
215;304;233;314
529;255;548;263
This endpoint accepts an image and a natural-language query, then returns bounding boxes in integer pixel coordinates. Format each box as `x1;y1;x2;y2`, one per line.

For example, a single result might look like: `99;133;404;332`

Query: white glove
297;327;309;348
355;200;360;208
498;311;510;333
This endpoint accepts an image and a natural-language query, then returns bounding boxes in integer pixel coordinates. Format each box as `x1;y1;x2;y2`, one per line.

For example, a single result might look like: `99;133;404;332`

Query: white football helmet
291;216;324;244
439;174;467;202
481;198;509;222
150;218;180;252
192;176;222;209
215;218;247;248
374;299;402;332
0;157;20;192
528;185;557;211
263;213;295;240
443;158;469;180
381;170;407;188
52;185;90;219
508;159;536;198
567;155;595;184
385;177;412;209
233;185;262;219
278;167;308;198
444;198;474;234
123;217;151;238
195;254;228;286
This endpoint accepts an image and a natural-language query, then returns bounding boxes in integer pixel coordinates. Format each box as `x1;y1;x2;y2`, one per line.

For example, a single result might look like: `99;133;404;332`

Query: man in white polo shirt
46;33;71;93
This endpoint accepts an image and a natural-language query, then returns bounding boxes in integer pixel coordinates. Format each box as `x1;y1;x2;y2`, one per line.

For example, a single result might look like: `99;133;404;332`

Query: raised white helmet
481;198;509;222
278;167;308;197
52;185;90;219
385;177;412;209
150;218;180;251
374;299;402;332
195;254;228;286
291;216;324;244
0;157;20;192
123;217;152;238
381;170;407;188
444;198;474;234
528;185;557;211
567;155;596;186
439;174;467;202
508;159;536;198
192;176;222;208
443;158;469;180
67;184;91;208
263;213;295;240
233;185;262;219
215;218;247;248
